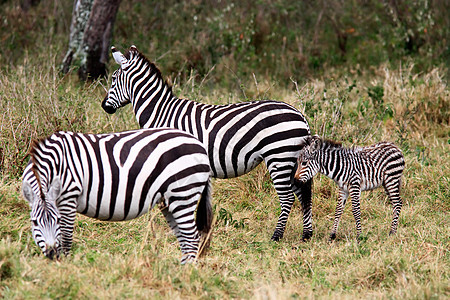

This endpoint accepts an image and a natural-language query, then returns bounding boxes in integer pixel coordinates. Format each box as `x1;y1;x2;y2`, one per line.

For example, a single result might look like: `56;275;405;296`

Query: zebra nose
102;95;117;114
45;246;58;260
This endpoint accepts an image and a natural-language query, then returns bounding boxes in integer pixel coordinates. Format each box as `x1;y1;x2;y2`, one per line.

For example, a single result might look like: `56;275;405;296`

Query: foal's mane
124;47;173;94
320;138;343;149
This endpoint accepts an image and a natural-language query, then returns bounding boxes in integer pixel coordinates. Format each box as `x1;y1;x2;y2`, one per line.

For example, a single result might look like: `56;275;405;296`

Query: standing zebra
22;128;213;264
101;45;312;241
294;135;405;240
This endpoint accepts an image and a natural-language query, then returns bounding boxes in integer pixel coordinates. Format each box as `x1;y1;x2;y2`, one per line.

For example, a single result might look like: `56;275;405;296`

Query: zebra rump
102;45;313;242
294;135;405;239
22;128;213;264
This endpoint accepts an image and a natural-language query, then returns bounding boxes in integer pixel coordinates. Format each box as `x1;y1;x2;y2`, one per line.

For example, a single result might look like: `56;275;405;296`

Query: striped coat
294;135;405;239
102;45;313;241
22;128;212;263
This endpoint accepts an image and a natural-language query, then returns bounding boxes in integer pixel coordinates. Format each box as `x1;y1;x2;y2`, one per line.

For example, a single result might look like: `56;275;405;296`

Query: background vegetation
1;0;448;298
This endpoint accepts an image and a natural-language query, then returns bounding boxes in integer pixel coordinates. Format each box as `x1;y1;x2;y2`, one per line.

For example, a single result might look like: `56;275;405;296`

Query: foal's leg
349;181;363;239
330;189;349;240
384;178;403;235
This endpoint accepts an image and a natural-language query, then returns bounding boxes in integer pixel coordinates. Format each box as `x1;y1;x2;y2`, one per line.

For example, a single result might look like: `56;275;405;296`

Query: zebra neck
318;147;348;180
131;74;177;128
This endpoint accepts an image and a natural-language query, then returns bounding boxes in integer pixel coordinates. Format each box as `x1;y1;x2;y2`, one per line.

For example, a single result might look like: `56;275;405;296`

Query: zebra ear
111;46;127;66
300;136;312;147
47;177;62;203
22;181;35;205
311;136;322;150
130;45;138;51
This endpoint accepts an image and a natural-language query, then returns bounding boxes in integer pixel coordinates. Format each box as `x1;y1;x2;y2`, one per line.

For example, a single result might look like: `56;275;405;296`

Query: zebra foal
22;128;213;264
294;135;405;240
102;45;313;241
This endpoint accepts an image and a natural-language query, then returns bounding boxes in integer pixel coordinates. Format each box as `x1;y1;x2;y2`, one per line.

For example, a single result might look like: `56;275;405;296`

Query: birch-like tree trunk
61;0;121;80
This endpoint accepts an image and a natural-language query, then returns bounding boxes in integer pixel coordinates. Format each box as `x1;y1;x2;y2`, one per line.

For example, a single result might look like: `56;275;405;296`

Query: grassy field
0;49;448;298
0;0;449;298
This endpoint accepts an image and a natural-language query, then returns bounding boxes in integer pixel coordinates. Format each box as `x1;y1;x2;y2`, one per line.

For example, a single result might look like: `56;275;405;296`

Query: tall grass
1;48;448;298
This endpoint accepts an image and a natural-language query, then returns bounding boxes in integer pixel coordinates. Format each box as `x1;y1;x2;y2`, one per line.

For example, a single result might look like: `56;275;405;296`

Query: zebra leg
266;161;312;241
271;193;295;241
292;178;313;241
160;205;180;237
384;179;403;235
330;189;349;240
166;196;201;264
268;163;298;241
349;183;362;239
58;200;77;256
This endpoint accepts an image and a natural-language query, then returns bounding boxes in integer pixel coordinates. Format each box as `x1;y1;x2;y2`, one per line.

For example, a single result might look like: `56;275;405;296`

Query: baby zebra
22;128;212;264
294;135;405;240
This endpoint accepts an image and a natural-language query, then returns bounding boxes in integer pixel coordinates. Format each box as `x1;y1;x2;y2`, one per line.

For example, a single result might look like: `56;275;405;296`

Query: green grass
0;1;448;297
1;50;448;298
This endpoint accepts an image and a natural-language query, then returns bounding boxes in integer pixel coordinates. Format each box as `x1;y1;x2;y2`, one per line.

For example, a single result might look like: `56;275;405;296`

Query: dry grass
0;54;449;298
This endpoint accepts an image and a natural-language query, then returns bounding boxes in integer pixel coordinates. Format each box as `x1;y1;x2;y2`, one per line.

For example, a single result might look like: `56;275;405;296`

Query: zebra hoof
271;232;283;242
389;230;396;236
180;254;197;265
302;230;313;241
329;233;337;241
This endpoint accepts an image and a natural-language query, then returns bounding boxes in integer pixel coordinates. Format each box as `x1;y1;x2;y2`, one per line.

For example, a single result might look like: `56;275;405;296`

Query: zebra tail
196;178;213;234
196;178;213;256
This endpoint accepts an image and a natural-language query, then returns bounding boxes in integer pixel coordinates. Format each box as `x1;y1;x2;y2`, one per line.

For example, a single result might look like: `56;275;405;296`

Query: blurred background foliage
0;0;448;179
0;0;448;87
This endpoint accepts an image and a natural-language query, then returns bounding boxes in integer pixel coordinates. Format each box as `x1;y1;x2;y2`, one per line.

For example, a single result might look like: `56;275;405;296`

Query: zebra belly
360;175;383;192
335;177;382;193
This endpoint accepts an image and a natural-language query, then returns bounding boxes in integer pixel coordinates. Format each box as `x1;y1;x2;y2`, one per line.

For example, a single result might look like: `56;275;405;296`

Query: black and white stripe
102;45;312;241
22;128;213;264
294;135;405;239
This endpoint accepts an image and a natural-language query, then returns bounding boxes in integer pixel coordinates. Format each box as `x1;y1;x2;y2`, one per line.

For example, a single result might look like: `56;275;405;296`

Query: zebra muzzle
102;95;117;114
45;246;59;260
294;170;306;182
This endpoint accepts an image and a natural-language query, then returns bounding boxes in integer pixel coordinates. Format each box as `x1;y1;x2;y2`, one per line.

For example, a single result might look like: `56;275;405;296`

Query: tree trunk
61;0;94;75
61;0;121;81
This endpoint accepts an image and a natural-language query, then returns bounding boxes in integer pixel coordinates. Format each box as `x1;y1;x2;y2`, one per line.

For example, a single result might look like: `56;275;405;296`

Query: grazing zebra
101;45;312;241
22;128;213;264
294;135;405;240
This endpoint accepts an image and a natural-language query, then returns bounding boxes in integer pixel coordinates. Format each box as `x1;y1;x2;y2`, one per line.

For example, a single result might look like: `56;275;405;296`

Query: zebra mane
321;138;343;149
124;48;173;94
29;138;47;200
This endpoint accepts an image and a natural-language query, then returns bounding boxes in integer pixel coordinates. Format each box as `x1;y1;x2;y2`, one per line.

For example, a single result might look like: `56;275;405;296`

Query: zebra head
22;178;62;260
294;135;322;182
102;46;135;114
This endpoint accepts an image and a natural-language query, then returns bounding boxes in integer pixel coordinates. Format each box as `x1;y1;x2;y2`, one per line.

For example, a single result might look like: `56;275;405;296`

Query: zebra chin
101;96;117;114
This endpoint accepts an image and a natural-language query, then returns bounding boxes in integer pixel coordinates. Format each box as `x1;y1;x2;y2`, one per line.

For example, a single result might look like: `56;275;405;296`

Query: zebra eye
31;219;38;226
301;161;308;166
